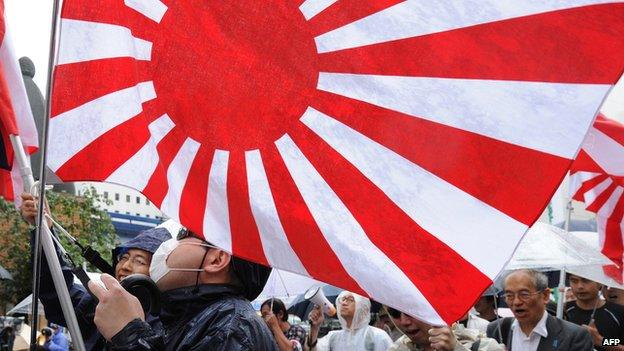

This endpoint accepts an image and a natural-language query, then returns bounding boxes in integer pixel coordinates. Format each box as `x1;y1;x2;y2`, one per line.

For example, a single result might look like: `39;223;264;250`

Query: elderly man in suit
487;269;592;351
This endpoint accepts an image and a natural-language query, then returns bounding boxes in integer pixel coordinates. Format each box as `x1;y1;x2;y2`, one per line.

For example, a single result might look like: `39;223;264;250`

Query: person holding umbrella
565;274;624;351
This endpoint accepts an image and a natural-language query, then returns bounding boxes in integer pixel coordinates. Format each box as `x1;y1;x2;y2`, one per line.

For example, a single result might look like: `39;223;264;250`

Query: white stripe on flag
124;0;168;23
597;215;608;249
59;19;152;64
570;172;602;197
583;126;624;176
0;31;38;148
601;76;624;124
49;81;156;171
106;114;174;190
203;150;232;252
597;186;624;218
301;107;528;279
275;133;445;325
314;0;620;53
583;177;613;208
299;0;339;20
160;138;201;222
245;150;309;275
318;73;610;159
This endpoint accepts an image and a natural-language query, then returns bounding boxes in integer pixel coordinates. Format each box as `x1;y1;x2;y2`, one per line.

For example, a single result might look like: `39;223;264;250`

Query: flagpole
19;0;86;348
556;200;573;319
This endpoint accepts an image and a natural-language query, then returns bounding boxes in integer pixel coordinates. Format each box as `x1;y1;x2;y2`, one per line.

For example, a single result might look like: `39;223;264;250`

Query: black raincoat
110;284;279;351
34;227;171;350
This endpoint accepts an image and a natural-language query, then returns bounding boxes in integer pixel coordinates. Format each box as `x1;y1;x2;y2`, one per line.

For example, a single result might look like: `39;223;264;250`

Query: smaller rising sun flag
0;0;38;203
571;78;624;284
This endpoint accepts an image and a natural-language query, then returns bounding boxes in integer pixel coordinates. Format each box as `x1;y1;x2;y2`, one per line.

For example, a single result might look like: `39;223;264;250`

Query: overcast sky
5;0;54;90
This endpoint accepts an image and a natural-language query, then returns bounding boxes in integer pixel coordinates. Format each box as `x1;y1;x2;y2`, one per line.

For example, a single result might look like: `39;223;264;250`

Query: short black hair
261;298;288;322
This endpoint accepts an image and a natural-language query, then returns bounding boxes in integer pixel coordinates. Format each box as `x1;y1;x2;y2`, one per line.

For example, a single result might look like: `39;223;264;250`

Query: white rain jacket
316;291;392;351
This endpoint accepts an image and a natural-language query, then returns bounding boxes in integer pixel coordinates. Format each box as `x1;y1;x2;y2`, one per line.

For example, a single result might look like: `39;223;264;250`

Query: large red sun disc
152;2;319;151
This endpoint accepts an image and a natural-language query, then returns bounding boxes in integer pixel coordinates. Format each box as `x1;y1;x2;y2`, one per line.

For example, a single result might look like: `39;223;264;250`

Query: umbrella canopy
0;265;12;280
252;269;324;309
566;231;624;289
7;294;45;316
505;222;612;271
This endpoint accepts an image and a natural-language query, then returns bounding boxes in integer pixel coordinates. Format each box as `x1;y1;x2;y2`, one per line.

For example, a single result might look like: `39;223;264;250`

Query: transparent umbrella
566;231;624;289
505;222;612;271
0;265;13;280
252;269;323;309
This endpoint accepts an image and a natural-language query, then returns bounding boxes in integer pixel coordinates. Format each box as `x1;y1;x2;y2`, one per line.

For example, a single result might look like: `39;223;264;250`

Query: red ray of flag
50;1;624;324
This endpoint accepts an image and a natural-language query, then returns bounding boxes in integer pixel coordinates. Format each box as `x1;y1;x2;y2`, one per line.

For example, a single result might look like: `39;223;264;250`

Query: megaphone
304;286;336;317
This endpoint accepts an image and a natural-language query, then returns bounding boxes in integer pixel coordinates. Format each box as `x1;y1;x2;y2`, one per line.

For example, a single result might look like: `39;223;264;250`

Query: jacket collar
159;284;243;325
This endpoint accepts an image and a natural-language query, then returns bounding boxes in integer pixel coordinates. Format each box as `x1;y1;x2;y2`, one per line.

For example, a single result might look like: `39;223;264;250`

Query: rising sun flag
49;1;624;325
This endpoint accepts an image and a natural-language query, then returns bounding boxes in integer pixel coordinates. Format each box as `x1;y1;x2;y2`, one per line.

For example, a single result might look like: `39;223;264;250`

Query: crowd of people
18;194;624;350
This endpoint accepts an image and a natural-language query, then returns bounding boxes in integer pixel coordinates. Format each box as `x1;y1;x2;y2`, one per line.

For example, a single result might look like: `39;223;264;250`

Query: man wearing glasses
486;269;592;351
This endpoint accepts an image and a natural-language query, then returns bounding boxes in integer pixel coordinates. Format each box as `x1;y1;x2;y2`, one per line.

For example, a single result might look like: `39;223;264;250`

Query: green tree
0;187;117;313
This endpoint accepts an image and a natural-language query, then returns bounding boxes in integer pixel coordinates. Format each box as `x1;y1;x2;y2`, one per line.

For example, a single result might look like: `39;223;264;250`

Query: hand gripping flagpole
16;0;87;349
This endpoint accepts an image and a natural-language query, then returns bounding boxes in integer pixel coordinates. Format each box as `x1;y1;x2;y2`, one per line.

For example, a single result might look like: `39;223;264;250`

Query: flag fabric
571;78;624;285
49;1;624;325
0;0;38;202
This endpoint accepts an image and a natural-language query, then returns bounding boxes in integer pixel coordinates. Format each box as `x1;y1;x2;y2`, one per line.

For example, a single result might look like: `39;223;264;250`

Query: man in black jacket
21;193;170;350
89;231;278;351
486;269;592;351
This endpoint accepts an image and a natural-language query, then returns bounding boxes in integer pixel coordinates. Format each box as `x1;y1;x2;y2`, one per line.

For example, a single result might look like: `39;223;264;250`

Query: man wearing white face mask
88;229;278;351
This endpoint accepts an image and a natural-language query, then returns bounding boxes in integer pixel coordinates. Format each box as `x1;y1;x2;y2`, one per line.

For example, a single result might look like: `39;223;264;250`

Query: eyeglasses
117;253;148;267
503;290;544;302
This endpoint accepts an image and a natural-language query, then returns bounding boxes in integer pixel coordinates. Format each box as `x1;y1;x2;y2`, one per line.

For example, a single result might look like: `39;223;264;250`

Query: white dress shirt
511;311;548;351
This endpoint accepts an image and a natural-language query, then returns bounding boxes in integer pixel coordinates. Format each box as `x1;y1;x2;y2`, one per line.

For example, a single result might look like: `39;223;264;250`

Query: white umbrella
7;294;45;316
505;222;612;271
0;265;12;280
252;269;324;309
566;231;624;289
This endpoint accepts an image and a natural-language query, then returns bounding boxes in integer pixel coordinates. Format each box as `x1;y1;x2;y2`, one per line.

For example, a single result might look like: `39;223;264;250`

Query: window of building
103;191;109;199
146;198;150;205
125;211;130;215
146;214;150;218
136;196;140;204
126;195;130;202
115;193;119;201
136;213;141;216
114;210;119;213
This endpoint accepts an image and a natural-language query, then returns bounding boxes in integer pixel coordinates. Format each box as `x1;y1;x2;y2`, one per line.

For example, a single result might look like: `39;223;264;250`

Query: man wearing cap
20;193;171;350
89;230;278;350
